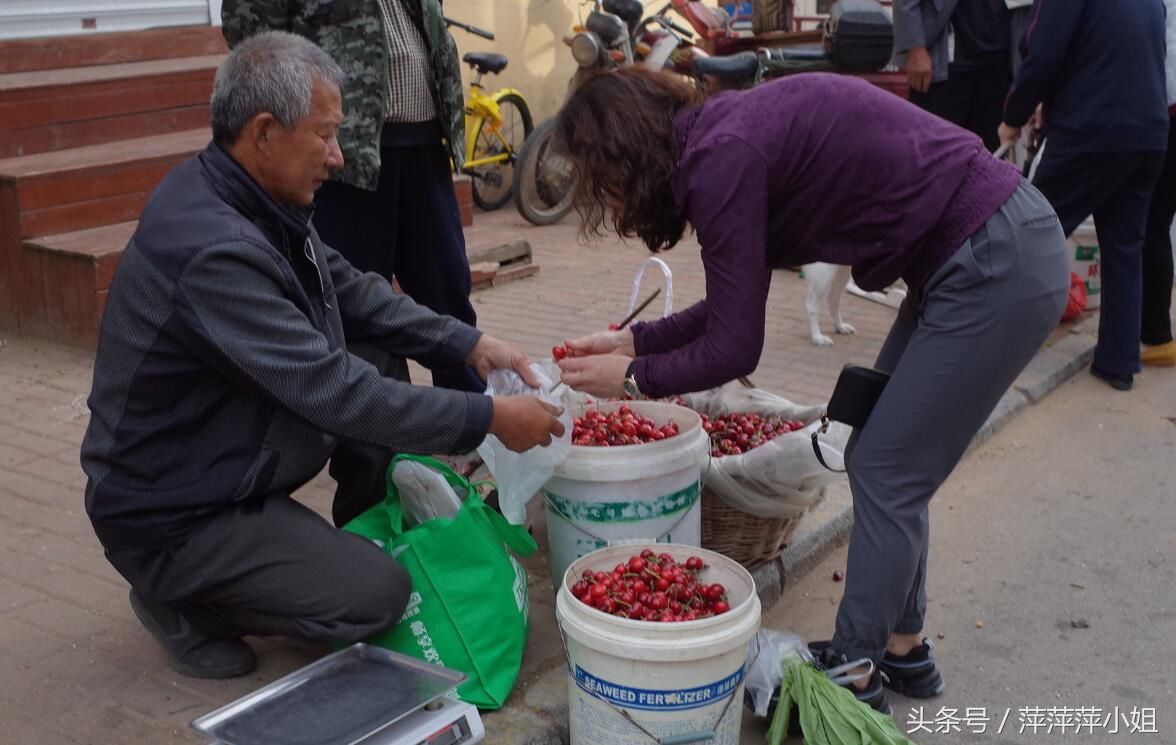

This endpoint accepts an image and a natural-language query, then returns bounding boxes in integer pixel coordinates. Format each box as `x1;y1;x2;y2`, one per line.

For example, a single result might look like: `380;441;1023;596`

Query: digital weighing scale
191;643;485;745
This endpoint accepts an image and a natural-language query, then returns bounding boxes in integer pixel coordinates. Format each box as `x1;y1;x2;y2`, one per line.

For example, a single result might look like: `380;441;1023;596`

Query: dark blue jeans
1032;148;1165;377
1142;123;1176;346
313;139;483;393
314;137;484;525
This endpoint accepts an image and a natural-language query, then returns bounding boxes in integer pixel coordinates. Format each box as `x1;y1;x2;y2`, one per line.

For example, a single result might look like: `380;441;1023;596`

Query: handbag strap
811;416;846;474
467;497;539;557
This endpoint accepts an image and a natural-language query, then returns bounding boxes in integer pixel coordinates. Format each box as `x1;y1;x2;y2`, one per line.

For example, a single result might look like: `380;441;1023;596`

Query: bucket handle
554;621;744;745
543;486;701;549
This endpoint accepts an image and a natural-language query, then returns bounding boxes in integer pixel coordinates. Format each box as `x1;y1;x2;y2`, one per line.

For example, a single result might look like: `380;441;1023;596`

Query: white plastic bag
476;363;573;525
678;382;852;519
393;459;464;525
745;628;813;718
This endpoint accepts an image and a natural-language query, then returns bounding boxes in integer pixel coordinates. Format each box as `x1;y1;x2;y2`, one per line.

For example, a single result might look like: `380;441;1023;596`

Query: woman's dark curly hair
554;67;704;252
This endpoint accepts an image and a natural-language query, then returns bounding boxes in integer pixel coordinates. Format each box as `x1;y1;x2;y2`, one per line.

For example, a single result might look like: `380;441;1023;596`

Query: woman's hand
564;327;635;358
557;354;632;399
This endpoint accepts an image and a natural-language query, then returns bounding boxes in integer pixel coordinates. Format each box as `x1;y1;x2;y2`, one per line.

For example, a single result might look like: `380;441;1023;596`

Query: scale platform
192;643;484;745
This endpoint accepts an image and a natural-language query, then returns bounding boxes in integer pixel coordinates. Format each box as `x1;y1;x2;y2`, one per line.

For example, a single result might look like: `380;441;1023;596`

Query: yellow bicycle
446;17;535;211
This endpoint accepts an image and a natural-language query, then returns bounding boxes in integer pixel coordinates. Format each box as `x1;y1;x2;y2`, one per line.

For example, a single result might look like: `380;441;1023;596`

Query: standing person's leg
1032;149;1152;388
314;178;396;278
1089;154;1165;384
963;64;1012;154
832;182;1068;691
1141;127;1176;364
909;76;973;131
109;494;411;660
314;166;412;526
391;142;485;393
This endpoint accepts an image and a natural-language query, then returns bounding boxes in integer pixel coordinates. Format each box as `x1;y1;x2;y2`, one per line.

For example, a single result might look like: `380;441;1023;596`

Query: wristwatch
622;360;641;399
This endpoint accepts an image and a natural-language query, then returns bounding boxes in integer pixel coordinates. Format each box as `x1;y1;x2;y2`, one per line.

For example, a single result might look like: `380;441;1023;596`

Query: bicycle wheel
470;93;533;211
513;117;578;226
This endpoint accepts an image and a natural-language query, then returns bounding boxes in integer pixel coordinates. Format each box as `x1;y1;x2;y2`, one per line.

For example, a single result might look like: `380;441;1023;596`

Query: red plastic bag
1061;272;1087;322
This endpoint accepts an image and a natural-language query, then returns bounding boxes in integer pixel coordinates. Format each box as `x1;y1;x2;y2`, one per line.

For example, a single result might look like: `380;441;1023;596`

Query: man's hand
564;328;635;358
466;335;539;388
557;354;632;399
998;123;1022;150
906;46;933;94
489;396;565;452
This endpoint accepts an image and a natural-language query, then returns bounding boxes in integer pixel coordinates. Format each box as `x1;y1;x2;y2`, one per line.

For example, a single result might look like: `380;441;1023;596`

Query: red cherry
713;601;730;614
590;583;607;599
685;557;704;571
707;584;726;602
628;557;646;574
552;345;568;361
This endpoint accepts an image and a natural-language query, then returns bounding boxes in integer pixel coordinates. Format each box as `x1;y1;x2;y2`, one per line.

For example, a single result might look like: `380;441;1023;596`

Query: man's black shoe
129;589;257;679
879;639;946;698
1090;366;1133;391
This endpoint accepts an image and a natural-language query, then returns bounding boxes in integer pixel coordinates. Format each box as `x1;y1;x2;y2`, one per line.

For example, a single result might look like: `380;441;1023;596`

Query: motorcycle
513;0;693;226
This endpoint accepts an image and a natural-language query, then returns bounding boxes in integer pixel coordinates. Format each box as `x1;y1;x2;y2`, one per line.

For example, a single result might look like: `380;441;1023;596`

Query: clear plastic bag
393;459;465;526
745;628;812;718
476;363;573;525
679;382;852;519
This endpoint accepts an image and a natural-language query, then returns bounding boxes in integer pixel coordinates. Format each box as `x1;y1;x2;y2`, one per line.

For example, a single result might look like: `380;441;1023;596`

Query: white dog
803;262;855;346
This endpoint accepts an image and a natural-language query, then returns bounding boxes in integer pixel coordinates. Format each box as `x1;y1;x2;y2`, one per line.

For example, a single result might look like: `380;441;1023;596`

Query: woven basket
700;484;808;569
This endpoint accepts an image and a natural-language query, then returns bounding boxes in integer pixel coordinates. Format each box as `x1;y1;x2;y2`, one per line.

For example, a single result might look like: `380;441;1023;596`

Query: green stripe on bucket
543;482;700;524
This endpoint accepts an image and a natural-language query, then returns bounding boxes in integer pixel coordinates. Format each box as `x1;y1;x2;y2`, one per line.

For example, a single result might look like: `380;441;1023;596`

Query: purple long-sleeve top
630;73;1021;397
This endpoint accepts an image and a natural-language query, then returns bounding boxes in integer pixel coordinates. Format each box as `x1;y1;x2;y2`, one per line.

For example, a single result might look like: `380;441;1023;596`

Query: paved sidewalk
0;207;1096;744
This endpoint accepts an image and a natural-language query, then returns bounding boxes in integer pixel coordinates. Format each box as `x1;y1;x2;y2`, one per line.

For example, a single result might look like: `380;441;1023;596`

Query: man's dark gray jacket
81;142;492;549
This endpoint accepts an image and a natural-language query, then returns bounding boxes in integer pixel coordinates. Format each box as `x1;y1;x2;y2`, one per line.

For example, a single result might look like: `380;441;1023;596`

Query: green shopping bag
343;454;537;709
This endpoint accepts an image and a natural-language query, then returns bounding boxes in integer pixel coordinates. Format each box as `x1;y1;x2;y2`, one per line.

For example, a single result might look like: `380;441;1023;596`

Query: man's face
257;80;344;207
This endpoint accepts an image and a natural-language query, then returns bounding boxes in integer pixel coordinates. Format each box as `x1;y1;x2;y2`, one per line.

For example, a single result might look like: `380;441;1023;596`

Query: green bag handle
384;454;537;557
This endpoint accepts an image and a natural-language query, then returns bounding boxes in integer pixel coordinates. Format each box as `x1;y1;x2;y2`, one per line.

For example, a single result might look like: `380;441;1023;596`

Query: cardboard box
1068;218;1100;310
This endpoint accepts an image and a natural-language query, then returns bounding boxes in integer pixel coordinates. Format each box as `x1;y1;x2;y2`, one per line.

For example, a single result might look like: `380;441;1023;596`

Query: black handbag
811;365;891;471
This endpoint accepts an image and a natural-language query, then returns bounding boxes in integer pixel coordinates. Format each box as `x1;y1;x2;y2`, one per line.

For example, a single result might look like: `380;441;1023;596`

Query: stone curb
505;325;1098;743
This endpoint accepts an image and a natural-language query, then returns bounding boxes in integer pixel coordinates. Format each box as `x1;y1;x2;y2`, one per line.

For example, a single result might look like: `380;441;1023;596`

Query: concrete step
22;222;135;347
0;55;222;157
0;129;208;335
9;173;505;347
0;25;227;74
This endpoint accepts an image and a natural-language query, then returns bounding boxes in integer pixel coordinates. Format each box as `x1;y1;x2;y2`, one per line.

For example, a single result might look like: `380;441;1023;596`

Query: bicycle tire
513;117;578;226
470;93;533;211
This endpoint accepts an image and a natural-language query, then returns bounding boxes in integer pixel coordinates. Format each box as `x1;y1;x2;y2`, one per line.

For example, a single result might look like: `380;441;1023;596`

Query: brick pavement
0;206;1059;743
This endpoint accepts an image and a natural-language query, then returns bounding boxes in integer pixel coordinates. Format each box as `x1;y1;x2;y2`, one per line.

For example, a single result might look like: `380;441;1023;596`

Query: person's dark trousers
1142;120;1176;346
314;125;485;526
909;64;1011;153
104;494;412;643
313;128;483;393
1032;148;1166;378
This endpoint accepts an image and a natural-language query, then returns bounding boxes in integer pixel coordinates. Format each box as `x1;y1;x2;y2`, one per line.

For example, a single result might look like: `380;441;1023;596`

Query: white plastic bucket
543;401;709;592
555;543;762;745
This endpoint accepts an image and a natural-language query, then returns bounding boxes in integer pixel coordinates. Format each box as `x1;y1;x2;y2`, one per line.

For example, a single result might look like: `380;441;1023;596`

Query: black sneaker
879;639;946;698
1090;366;1133;391
129;589;257;679
809;642;893;715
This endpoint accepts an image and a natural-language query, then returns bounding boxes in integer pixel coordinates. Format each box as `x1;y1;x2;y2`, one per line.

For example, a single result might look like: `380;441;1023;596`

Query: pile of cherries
570;550;731;622
571;404;680;447
702;413;805;457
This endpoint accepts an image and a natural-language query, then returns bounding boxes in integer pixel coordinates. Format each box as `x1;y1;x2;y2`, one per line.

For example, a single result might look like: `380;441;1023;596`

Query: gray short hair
211;31;345;145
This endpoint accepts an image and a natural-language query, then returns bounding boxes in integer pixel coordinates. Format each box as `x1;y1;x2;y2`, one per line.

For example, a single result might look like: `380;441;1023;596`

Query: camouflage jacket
221;0;465;191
